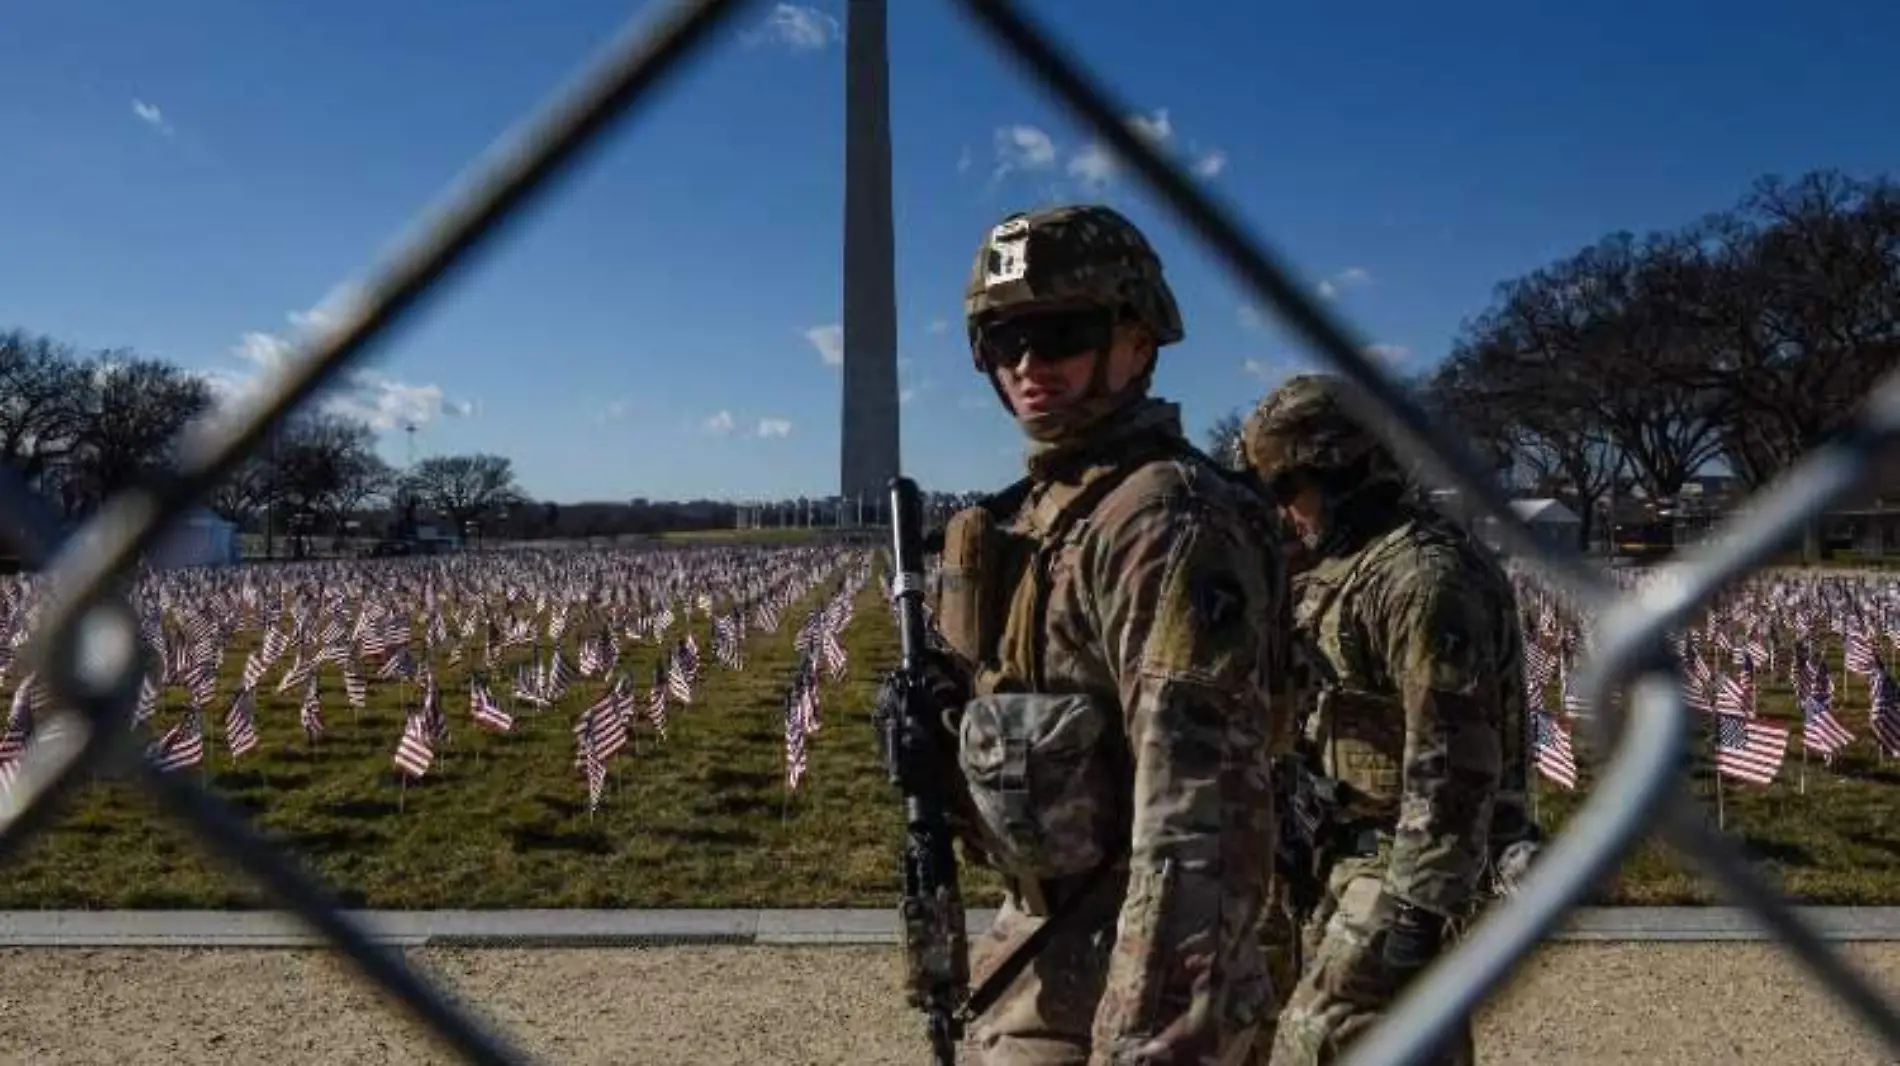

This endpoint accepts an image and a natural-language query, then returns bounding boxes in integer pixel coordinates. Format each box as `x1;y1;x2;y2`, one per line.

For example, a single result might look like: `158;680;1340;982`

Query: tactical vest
937;432;1278;695
934;432;1288;907
1296;515;1530;830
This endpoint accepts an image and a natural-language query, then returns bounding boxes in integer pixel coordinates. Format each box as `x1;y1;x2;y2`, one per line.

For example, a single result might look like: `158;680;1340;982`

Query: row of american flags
0;545;879;815
1516;569;1900;794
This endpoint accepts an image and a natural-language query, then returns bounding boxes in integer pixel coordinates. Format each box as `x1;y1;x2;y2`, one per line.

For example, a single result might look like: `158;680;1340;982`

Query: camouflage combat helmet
1243;372;1401;488
963;204;1184;363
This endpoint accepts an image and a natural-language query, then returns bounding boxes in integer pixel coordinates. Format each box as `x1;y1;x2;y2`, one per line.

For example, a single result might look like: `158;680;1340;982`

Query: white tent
148;507;241;569
1509;498;1582;529
1465;497;1583;554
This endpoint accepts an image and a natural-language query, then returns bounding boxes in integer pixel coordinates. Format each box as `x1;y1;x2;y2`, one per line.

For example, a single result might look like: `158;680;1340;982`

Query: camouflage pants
965;893;1115;1066
1255;872;1304;1057
968;889;1272;1066
1266;855;1473;1066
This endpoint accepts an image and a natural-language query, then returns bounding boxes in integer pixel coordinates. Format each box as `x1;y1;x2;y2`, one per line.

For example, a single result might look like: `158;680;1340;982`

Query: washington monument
838;0;900;507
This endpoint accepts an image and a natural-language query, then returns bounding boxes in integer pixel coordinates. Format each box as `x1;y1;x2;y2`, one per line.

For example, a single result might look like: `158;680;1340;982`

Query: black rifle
875;475;970;1065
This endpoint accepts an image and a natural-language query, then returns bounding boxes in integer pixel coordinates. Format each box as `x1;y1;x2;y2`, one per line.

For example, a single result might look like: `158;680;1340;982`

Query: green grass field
0;552;1894;909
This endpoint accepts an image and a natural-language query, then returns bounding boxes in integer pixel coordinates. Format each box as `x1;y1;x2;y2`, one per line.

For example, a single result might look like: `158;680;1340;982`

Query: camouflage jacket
1291;503;1527;919
968;398;1285;1064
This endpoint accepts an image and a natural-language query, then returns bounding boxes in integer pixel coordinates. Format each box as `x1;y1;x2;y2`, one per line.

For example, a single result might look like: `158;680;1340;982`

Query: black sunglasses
973;307;1116;372
1261;470;1305;505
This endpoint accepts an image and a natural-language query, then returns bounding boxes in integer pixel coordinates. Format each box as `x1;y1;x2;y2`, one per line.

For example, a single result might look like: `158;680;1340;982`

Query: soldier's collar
1022;398;1184;482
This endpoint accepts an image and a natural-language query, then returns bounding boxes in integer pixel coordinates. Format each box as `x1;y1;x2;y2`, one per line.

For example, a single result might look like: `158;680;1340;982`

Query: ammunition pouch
957;691;1119;883
937;502;1037;682
1310;684;1406;805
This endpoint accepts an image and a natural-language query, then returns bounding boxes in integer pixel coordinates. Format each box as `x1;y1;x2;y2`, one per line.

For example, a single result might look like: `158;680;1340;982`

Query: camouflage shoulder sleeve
1079;464;1279;1064
1368;545;1508;917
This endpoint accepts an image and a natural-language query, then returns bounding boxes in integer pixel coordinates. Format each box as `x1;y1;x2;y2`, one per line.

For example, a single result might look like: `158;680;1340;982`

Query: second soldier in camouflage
1240;373;1533;1066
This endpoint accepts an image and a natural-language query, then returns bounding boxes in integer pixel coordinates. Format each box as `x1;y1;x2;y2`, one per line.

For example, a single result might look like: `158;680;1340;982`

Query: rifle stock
877;475;970;1064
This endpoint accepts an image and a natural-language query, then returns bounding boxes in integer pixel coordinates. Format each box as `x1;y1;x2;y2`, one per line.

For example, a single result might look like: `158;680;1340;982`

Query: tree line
1208;168;1900;555
0;329;899;554
0;328;529;552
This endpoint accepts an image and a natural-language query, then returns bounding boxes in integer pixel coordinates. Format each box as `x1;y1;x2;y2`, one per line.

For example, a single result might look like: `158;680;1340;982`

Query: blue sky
3;1;1897;504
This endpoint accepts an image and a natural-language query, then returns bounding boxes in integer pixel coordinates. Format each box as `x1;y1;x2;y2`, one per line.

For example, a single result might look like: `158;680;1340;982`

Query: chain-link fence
3;1;1899;1063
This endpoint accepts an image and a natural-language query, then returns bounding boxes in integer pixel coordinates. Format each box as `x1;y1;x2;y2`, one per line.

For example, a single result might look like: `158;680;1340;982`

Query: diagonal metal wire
0;0;1892;1062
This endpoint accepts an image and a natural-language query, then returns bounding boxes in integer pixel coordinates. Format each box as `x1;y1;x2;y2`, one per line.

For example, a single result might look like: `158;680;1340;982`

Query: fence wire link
0;0;1895;1062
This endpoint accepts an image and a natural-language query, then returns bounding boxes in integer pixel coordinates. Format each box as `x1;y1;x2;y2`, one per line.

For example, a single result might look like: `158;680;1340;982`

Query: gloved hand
1381;901;1445;972
1313;899;1443;1006
916;640;973;716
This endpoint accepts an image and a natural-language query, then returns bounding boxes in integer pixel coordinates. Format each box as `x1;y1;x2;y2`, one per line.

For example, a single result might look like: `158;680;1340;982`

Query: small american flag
1530;710;1577;790
1871;669;1900;757
1713;712;1786;786
1800;695;1853;761
224;688;259;759
470;677;514;733
393;712;435;779
148;710;205;774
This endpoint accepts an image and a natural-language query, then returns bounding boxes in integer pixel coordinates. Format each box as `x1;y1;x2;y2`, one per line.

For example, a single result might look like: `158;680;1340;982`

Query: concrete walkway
7;907;1900;948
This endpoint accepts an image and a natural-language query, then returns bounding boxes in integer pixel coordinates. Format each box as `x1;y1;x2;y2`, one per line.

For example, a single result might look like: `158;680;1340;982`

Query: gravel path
2;942;1897;1065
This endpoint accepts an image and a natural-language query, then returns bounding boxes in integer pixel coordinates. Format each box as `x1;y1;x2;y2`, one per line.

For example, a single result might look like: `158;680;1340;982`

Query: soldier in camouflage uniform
925;204;1291;1065
1238;373;1532;1066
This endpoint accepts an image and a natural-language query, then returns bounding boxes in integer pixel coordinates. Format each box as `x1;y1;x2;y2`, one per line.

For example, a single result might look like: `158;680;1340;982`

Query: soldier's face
982;309;1152;419
1276;480;1329;548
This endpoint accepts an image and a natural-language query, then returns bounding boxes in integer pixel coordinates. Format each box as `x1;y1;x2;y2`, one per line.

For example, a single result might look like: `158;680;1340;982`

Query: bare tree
325;447;395;543
0;330;92;497
408;453;523;532
65;353;215;516
205;454;275;528
1203;408;1246;470
269;413;381;554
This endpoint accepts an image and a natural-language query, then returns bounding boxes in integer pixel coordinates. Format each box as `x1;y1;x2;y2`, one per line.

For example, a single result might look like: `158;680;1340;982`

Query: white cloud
1242;358;1278;382
1191;150;1227;179
755;417;793;438
926;318;949;335
957;145;973;175
1128;109;1174;148
324;372;463;432
744;3;839;50
1365;343;1412;364
804;323;843;366
958;393;996;411
131;99;172;136
704;410;736;435
1238;304;1268;332
1044;108;1228;192
1066;143;1116;190
202;295;474;435
1317;266;1373;300
993;125;1058;180
897;374;936;406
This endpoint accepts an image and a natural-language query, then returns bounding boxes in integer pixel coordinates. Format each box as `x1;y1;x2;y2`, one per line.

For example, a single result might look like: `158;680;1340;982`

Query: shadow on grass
322;797;402;819
1736;835;1814;868
218;769;314;791
654;825;761;847
510;824;612;855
